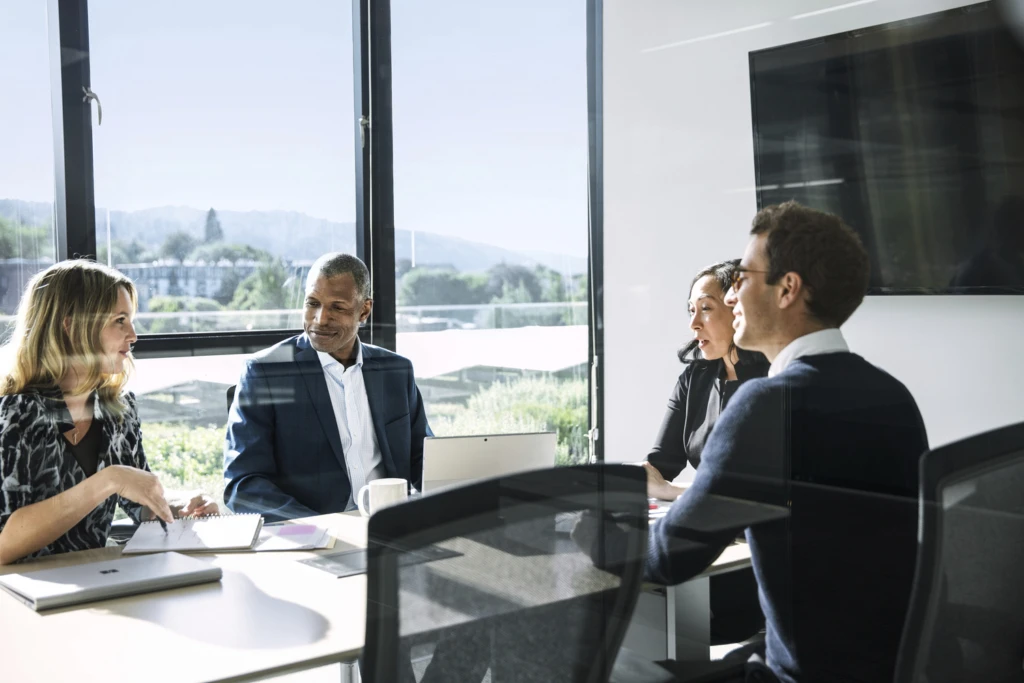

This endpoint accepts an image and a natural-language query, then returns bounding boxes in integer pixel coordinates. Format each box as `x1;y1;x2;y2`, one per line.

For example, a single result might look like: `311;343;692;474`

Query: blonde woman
0;261;215;565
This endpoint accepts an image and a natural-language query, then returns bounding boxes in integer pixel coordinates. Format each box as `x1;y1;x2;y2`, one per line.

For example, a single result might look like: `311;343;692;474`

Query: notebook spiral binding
140;512;261;524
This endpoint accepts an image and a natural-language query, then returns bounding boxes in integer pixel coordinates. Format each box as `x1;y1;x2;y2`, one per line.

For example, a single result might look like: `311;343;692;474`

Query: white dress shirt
317;342;387;506
768;328;850;378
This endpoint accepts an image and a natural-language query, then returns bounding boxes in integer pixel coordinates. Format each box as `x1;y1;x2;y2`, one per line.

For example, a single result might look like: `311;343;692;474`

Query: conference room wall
602;0;1024;472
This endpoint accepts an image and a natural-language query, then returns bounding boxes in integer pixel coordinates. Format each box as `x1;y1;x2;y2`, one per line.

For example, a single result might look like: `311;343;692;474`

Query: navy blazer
223;334;431;522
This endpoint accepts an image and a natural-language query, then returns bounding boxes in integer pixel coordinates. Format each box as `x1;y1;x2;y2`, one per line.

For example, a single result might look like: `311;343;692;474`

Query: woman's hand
103;465;174;524
174;494;219;518
641;462;685;502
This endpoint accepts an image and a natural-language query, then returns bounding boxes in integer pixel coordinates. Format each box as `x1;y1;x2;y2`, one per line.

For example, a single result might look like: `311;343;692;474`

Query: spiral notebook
123;514;264;554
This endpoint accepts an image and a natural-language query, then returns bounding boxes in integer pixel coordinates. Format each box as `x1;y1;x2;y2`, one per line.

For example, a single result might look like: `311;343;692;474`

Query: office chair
894;420;1024;683
361;464;649;683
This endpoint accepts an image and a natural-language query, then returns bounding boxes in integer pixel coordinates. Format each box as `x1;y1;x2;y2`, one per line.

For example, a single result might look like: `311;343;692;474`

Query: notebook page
123;514;263;554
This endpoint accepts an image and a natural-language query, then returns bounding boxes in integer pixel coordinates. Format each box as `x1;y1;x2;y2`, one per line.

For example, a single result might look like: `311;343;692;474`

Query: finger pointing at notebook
105;465;174;524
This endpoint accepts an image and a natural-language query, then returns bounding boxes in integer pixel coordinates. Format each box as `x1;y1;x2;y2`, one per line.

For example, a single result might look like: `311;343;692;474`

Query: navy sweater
647;353;928;683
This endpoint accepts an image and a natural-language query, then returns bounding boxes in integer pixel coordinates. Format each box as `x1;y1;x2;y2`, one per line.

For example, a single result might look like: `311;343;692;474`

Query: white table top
0;512;751;683
0;514;368;683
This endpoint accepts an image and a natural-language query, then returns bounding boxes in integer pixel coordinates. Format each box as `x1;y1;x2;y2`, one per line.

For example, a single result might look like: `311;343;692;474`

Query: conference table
0;512;752;683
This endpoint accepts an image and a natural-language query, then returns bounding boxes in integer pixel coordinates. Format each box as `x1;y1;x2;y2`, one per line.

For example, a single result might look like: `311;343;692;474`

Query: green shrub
132;375;589;520
142;422;226;507
428;376;589;465
143;296;225;334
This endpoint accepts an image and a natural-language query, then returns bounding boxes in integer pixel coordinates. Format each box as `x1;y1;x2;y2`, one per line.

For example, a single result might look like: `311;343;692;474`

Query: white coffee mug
357;478;408;518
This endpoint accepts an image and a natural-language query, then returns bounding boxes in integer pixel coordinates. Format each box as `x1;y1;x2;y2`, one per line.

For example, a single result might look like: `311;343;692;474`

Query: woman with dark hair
643;259;770;646
643;259;769;501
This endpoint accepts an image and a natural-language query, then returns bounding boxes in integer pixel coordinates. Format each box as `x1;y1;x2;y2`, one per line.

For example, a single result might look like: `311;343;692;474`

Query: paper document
253;524;334;552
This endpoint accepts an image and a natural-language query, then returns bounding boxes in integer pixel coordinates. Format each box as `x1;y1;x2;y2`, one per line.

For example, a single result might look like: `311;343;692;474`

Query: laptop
0;551;223;611
421;432;557;493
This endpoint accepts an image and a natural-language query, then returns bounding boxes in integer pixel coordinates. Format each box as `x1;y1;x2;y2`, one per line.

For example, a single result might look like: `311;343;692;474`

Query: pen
158;518;168;534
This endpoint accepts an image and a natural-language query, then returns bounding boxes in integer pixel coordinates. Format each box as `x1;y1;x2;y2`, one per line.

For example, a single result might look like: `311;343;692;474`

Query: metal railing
0;301;589;336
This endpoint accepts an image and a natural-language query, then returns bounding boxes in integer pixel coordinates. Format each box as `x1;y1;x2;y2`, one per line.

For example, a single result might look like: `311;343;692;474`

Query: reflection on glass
751;2;1024;293
0;0;56;327
89;1;357;332
126;355;250;512
391;0;590;464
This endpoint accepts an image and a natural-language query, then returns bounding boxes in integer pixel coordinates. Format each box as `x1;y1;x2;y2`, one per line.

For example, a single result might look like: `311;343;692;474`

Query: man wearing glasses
645;202;928;683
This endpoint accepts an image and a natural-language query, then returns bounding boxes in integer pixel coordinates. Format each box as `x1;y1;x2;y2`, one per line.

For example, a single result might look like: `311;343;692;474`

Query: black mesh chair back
361;464;647;683
895;420;1024;683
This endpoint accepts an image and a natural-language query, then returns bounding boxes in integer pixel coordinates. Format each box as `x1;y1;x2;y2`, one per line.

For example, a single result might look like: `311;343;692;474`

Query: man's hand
171;494;219;518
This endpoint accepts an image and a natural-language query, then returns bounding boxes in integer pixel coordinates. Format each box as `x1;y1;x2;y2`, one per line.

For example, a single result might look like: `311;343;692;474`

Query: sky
0;0;589;258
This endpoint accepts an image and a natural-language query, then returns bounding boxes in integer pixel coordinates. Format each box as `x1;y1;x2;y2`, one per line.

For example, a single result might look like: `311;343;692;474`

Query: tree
213;268;243;306
568;273;588;301
188;242;272;264
124;239;153;263
534;265;566;303
97;238;154;266
203;208;223;243
145;295;224;333
399;268;489;306
161;231;199;262
97;242;130;266
230;260;302;310
485;263;541;302
395;258;414;279
0;217;52;261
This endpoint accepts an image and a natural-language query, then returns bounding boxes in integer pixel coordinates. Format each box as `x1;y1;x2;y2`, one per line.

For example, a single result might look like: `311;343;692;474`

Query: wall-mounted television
750;2;1024;294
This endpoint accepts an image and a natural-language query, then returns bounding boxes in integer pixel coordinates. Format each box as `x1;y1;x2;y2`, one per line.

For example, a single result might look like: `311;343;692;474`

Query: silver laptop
0;551;222;611
421;431;557;493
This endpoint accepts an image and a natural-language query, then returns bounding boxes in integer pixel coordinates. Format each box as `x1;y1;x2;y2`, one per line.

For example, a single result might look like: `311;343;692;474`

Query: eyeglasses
730;268;769;292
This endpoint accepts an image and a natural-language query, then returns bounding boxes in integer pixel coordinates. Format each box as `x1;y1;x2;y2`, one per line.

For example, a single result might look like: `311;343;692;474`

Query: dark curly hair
750;201;869;327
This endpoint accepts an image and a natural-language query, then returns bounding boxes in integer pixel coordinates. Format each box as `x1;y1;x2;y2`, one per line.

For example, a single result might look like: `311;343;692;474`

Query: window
88;1;357;335
128;355;249;509
0;0;57;330
391;0;591;465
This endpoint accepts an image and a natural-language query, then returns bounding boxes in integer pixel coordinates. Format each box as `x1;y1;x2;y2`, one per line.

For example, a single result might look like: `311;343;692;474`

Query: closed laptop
0;551;223;611
421;432;557;493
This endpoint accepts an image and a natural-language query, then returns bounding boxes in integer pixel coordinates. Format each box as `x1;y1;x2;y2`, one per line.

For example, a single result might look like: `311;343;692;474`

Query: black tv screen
750;2;1024;294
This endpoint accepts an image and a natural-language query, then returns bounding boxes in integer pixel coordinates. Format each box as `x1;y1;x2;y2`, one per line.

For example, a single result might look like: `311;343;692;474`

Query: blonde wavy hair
0;260;138;417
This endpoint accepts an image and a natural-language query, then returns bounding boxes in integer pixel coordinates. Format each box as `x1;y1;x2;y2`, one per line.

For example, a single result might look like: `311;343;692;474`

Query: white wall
603;0;1024;468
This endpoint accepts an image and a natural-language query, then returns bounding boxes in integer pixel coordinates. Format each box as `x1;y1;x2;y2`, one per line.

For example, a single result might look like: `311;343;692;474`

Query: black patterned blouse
0;387;149;562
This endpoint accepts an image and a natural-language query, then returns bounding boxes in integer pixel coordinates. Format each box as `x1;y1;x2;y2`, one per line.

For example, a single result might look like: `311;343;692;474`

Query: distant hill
0;199;53;227
0;200;586;274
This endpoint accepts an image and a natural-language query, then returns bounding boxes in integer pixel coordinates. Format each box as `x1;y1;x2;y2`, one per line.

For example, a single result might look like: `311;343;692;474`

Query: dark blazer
647;354;769;479
647;353;928;683
223;334;431;522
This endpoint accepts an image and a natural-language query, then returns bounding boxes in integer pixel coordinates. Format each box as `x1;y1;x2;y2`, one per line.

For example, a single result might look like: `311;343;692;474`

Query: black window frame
587;0;604;463
45;0;604;460
49;0;386;359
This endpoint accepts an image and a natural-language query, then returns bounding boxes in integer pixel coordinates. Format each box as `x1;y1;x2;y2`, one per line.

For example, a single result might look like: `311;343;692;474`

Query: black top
0;387;149;561
646;355;770;480
66;419;105;477
646;353;929;683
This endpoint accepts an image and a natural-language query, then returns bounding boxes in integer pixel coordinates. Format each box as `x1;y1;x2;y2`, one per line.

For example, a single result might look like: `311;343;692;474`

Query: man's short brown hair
751;201;870;327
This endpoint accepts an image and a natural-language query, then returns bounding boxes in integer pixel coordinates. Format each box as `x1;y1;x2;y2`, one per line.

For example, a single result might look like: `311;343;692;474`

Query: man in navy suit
224;253;431;522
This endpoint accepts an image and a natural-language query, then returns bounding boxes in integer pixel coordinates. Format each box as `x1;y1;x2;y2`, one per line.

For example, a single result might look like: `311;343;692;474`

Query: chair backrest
895;420;1024;683
361;464;647;683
